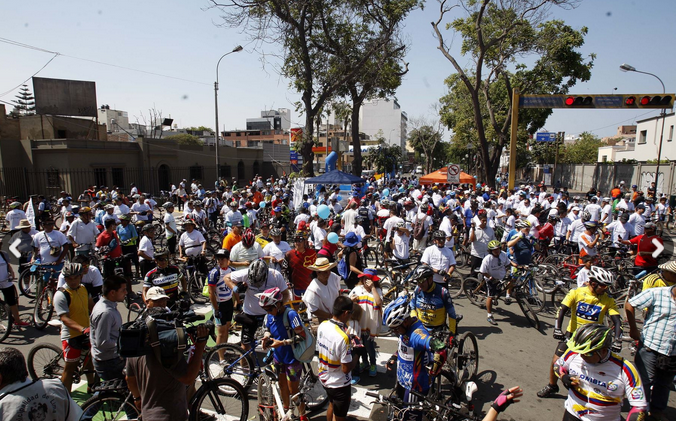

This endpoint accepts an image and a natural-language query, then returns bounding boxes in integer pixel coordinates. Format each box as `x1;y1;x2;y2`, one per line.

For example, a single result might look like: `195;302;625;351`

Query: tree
134;107;165;139
559;131;603;164
186;126;213;133
11;85;36;116
364;139;402;174
433;0;594;186
210;0;416;177
408;115;444;174
165;133;205;146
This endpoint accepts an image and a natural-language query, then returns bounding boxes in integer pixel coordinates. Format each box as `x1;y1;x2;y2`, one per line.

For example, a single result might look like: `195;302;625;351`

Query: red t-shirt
630;234;663;268
285;248;317;291
538;223;554;242
96;230;122;259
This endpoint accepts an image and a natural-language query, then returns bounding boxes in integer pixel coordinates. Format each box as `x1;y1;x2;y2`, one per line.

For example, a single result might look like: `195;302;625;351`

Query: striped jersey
316;319;352;388
555;350;646;420
207;266;233;302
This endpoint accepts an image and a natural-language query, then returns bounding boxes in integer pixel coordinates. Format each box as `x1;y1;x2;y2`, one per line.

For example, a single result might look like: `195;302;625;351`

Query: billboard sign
33;77;97;117
535;132;557;142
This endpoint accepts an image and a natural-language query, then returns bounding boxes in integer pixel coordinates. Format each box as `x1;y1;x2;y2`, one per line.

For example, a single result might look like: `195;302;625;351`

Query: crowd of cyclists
0;173;674;421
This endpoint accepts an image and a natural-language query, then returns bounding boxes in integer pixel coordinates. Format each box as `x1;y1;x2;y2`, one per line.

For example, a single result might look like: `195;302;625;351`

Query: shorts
0;285;18;306
554;336;573;357
485;278;500;299
234;312;265;346
213;300;234;326
62;335;90;363
273;358;302;382
324;385;351;417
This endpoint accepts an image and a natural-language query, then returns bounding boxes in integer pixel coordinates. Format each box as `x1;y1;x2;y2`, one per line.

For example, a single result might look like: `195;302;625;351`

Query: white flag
25;198;36;228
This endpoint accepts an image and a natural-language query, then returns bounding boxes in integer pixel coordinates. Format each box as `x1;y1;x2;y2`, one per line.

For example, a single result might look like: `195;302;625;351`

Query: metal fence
0;164;280;201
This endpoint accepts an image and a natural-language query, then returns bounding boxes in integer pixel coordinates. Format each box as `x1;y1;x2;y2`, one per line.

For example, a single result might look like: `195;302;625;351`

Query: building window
639;130;647;144
46;169;60;188
94;168;107;188
190;166;203;181
669;125;674;142
111;168;124;187
602;155;607;163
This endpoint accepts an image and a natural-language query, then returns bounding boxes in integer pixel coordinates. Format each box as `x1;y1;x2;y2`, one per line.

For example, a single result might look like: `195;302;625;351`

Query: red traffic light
638;95;674;107
625;96;636;106
641;96;651;106
564;96;593;107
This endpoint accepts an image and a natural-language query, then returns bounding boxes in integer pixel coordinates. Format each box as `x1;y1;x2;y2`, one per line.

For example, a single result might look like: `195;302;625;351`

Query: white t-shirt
263;241;291;270
392;232;410;260
164;213;177;239
179;230;206;257
303;273;341;320
67;219;100;248
585;203;601;222
567;219;585;243
578;232;598;257
349;285;383;337
527;214;540;239
312;226;326;250
606;221;633;246
341;208;357;230
114;204;130;217
421;245;457;284
230;241;264;263
576;267;590;288
131;203;150;221
629;213;645;235
57;266;104;289
33;230;69;263
317;319;352;388
138;235;154;261
230;268;287;316
479;252;510;281
5;209;26;230
470;225;494;258
438;216;455;248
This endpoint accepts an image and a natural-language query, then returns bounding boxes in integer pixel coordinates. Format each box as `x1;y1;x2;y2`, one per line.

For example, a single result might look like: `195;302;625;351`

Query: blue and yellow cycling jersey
397;320;432;392
410;283;457;330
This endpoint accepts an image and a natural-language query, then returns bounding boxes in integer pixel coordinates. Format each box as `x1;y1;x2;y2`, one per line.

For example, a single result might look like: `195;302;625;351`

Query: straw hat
307;257;337;272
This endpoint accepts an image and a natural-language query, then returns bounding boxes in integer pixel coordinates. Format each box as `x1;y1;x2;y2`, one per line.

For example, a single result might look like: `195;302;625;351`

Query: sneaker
503;296;513;305
369;365;377;377
14;320;30;327
350;376;360;385
487;316;497;326
359;362;369;373
537;384;559;398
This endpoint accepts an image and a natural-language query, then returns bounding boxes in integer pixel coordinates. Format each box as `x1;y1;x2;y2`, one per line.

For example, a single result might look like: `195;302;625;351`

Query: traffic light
623;95;673;108
564;96;594;107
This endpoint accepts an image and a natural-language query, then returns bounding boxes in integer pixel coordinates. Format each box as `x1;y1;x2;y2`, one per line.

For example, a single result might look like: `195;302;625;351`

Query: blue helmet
383;294;411;328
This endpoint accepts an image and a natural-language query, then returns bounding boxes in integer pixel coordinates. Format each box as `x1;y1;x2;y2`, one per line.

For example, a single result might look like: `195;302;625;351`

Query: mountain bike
27;340;97;387
32;265;60;329
0;293;13;343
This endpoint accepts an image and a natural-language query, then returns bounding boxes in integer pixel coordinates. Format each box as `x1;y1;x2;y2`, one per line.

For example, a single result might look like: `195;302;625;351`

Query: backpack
412;216;426;241
280;307;316;363
337;251;351;280
118;313;187;366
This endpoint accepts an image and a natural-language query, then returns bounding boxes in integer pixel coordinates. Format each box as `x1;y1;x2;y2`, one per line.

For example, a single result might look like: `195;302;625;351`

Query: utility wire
0;53;59;98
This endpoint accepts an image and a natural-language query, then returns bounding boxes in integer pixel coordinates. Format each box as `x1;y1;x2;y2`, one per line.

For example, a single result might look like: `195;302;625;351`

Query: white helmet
383;295;410;329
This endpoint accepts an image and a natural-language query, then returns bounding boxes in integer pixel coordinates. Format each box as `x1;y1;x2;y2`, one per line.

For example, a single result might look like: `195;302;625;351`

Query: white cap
146;286;170;301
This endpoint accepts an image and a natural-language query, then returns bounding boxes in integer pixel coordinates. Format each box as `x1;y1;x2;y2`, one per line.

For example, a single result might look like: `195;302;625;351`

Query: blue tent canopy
304;169;366;184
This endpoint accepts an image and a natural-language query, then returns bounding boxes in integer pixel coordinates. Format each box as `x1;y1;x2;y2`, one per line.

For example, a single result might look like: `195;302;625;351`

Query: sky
1;0;675;141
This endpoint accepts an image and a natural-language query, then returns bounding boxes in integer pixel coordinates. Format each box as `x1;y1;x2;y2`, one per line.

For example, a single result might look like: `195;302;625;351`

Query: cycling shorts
325;385;351;417
0;285;17;307
234;312;265;346
273;358;302;382
213;300;234;327
62;336;90;363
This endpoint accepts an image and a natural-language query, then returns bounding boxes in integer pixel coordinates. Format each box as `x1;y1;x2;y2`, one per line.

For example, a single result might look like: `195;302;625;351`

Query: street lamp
620;63;667;194
214;45;244;175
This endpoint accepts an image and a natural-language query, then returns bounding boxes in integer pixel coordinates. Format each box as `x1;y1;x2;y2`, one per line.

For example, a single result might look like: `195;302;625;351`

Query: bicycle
462;268;541;330
0;292;13;343
32;264;60;330
27;339;97;387
78;378;139;421
203;337;327;411
178;254;210;305
257;364;305;421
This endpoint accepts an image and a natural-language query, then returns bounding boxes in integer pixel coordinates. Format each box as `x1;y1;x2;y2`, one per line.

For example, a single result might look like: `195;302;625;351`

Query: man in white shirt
585;196;602;223
303;258;341;324
67;207;100;256
130;195;150;222
162;202;178;256
606;213;634;247
421;230;456;284
137;225;156;275
5;202;26;233
113;197;130;219
629;204;647;235
262;227;290;272
341;202;358;230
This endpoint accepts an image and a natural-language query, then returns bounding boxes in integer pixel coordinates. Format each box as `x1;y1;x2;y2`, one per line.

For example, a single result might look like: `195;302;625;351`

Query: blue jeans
634;343;676;413
93;356;125;381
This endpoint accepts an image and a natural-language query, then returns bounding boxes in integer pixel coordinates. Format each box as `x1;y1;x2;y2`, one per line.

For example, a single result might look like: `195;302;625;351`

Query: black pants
140;260;156;278
470;255;483;277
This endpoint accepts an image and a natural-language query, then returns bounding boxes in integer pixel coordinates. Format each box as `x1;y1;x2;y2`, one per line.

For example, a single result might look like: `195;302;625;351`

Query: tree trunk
301;110;315;177
470;91;490;185
350;103;363;176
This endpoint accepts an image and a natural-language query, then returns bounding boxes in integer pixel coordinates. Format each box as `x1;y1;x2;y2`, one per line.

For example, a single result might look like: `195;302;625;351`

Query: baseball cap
146;287;170;301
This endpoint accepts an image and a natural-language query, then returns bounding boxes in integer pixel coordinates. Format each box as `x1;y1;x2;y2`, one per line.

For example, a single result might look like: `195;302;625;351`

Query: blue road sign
535;132;557;142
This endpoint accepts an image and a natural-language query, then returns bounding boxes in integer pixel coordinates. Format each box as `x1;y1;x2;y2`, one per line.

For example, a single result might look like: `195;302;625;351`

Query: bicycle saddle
264;366;279;382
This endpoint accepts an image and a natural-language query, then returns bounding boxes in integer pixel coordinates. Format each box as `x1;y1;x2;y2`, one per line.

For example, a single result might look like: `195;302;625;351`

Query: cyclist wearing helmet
480;240;513;325
409;264;458;333
263;227;291;271
383;295;447;421
258;287;309;421
553;324;646;421
421;230;457;285
538;266;622;399
605;212;634;247
54;262;96;393
578;221;601;264
228;259;289;351
190;200;208;228
230;228;264;268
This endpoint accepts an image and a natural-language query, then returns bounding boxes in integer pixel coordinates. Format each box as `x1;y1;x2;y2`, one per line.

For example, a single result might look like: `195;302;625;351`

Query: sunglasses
581;350;601;359
155;257;168;262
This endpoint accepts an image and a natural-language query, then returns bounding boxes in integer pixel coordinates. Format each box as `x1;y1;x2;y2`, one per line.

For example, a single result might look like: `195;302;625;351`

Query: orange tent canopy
418;167;476;185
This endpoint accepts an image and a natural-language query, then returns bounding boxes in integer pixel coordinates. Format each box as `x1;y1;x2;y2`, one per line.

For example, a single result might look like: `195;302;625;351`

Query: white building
246;109;291;132
359;99;408;151
614;112;675;162
98;106;131;131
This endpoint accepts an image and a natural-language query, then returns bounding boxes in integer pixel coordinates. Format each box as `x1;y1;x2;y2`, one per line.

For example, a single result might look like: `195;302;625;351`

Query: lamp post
620;63;667;195
214;45;243;176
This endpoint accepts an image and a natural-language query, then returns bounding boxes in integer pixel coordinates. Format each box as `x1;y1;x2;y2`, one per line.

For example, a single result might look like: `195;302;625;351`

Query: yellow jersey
560;287;619;333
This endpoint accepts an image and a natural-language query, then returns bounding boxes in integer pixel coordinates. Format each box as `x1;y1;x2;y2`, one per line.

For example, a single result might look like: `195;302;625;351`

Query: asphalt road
2;233;675;421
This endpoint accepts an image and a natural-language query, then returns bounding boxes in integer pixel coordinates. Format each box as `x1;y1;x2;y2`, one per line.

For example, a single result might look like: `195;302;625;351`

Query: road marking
652;238;665;258
9;239;21;258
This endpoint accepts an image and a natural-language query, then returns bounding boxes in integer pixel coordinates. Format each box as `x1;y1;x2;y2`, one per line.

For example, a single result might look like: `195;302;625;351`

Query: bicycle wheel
33;288;54;330
461;277;485;308
454;332;479;384
533;264;560;293
515;294;540;330
455;247;470;268
257;371;275;421
190;378;249;421
28;342;64;380
127;302;144;323
522;282;545;314
188;272;208;304
363;248;379;268
550;287;569;314
446;271;464;299
0;301;12;343
204;343;256;392
19;269;39;299
79;392;139;421
429;370;459;404
300;359;328;411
